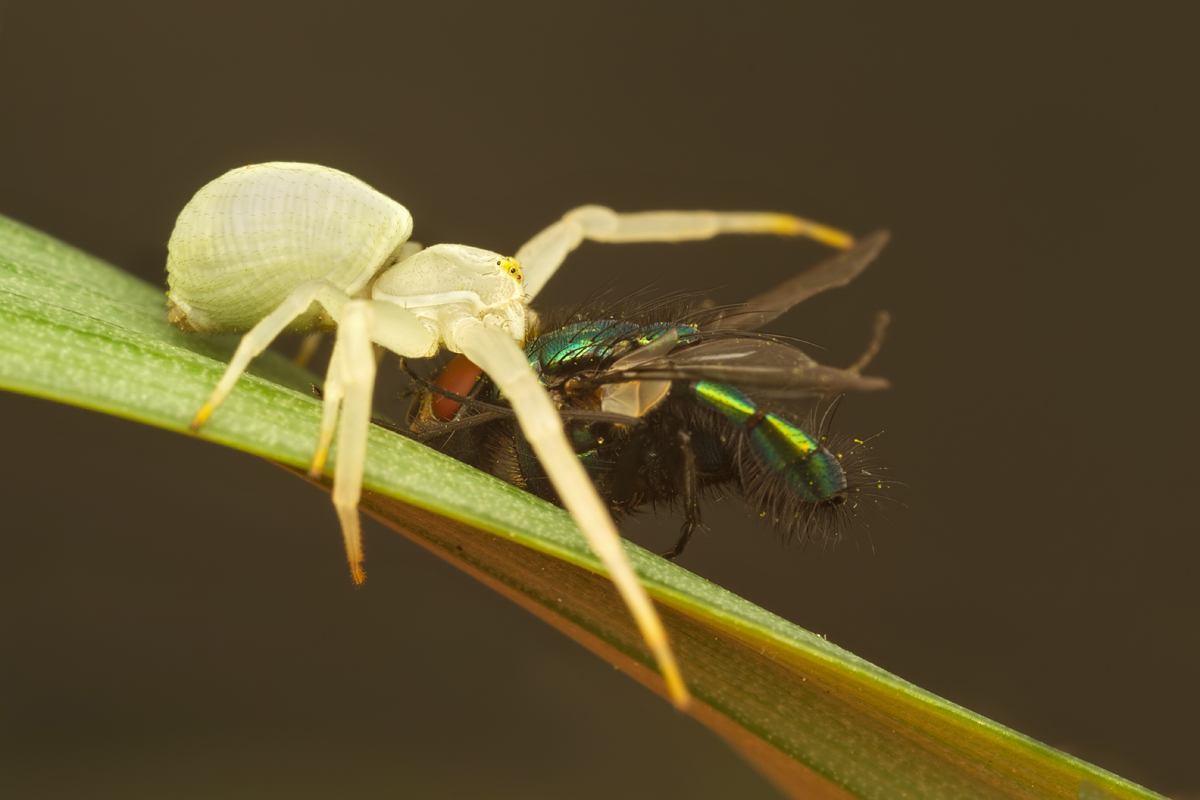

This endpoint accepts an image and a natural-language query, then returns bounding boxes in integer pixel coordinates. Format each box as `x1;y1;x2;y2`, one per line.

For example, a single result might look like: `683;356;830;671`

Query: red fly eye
431;353;484;421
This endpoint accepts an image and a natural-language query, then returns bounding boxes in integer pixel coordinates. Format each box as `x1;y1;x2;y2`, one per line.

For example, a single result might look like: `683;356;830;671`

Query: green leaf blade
0;213;1165;800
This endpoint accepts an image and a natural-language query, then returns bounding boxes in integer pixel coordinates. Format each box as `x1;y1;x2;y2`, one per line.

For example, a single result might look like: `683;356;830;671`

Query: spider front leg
310;299;440;584
452;318;690;709
516;205;856;299
313;302;373;583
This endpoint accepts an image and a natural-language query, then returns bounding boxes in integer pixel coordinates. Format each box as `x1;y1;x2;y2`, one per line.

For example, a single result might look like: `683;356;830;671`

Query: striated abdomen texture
166;162;414;332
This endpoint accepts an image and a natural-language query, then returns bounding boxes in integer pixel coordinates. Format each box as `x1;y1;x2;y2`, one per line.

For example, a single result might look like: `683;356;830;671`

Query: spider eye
509;267;517;274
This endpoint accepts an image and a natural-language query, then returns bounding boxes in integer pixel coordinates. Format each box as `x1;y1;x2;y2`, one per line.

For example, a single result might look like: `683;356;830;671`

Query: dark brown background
0;2;1196;798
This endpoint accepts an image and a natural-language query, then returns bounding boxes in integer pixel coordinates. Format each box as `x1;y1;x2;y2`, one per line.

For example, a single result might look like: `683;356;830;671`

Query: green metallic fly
405;232;893;559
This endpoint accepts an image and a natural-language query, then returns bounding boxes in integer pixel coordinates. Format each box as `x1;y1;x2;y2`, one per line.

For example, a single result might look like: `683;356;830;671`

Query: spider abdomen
166;162;414;332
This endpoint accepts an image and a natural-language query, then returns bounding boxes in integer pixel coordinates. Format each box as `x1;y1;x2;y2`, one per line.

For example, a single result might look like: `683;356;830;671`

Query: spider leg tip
308;448;329;478
189;405;214;432
664;668;691;709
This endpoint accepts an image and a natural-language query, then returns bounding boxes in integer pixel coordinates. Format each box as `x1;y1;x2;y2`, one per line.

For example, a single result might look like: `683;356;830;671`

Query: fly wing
602;337;888;395
702;230;890;332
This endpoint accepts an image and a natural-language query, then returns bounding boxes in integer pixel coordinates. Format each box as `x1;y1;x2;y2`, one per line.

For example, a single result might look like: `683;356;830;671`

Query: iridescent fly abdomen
690;380;848;505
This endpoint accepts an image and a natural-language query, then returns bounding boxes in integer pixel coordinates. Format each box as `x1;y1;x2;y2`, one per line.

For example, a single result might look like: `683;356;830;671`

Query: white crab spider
165;162;855;708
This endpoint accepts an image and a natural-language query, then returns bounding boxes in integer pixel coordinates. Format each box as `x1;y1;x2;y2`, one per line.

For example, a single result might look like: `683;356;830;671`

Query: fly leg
660;430;700;561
